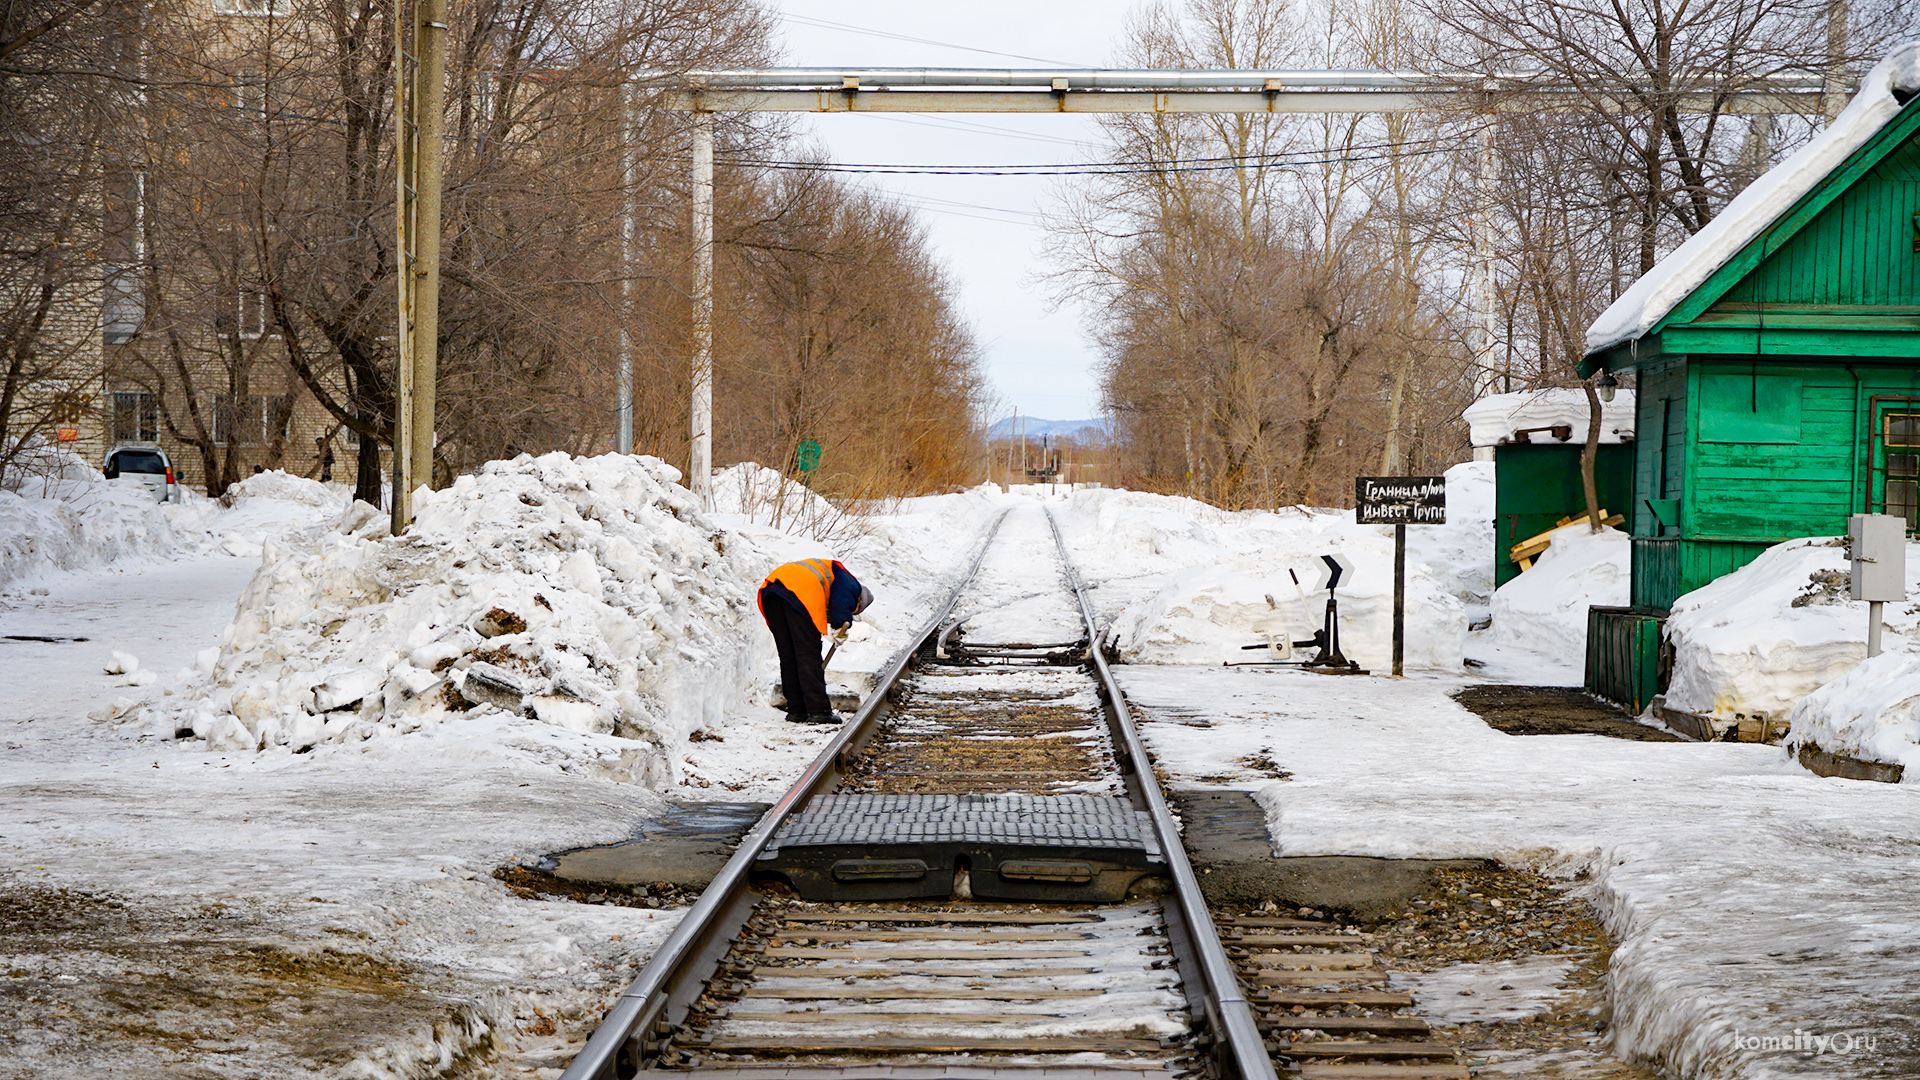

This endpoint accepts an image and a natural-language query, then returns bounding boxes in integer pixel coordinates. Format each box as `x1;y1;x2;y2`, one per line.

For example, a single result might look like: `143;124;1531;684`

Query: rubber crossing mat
758;793;1164;902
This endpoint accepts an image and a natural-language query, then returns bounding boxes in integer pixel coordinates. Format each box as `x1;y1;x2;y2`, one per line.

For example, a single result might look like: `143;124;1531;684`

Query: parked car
103;446;178;503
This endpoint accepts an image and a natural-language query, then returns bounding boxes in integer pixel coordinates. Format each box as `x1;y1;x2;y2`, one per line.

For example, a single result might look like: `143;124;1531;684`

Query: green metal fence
1585;606;1668;714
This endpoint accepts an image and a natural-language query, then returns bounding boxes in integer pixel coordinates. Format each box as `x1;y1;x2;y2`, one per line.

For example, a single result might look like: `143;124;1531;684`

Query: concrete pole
1471;117;1497;396
390;0;415;535
1825;0;1850;124
689;111;714;509
1868;600;1884;657
408;0;444;503
617;81;637;455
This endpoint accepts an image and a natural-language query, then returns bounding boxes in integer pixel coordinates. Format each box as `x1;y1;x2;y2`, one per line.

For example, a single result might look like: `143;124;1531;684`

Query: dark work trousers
761;586;830;716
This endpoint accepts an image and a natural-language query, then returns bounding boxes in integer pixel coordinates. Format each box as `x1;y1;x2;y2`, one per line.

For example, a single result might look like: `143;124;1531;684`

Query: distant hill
985;417;1111;442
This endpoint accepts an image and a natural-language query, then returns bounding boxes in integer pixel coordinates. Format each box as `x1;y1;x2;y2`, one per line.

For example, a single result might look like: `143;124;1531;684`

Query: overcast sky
765;2;1137;424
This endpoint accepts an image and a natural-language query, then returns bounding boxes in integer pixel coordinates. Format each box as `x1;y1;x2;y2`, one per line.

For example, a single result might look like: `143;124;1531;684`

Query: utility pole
689;111;715;509
392;0;444;535
617;82;638;455
1825;0;1850;124
1471;114;1498;397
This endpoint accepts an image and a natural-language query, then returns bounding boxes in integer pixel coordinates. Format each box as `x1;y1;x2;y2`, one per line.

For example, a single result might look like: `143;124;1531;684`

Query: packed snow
1052;461;1493;674
1586;41;1920;353
1660;537;1920;733
1785;649;1920;777
7;450;1920;1078
1482;526;1631;681
0;445;183;587
1463;388;1636;448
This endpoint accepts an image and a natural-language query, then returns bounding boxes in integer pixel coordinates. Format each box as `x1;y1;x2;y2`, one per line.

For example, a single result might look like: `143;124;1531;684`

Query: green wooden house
1578;65;1920;712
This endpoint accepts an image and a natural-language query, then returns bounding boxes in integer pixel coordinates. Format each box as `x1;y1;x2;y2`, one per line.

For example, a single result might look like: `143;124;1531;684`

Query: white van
103;446;179;502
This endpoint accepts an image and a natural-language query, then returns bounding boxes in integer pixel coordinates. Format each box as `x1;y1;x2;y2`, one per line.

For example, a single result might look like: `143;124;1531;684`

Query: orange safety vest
759;559;838;634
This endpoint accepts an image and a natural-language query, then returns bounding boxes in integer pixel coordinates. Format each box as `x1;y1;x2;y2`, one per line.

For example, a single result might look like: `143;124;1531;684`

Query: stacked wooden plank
1508;510;1626;570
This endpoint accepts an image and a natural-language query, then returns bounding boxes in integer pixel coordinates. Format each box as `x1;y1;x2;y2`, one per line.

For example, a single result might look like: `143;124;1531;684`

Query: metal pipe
689;112;714;509
640;66;1829;93
657;67;1832;90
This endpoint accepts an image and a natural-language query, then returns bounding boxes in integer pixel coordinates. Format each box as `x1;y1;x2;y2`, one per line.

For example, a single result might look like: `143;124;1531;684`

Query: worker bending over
758;559;872;725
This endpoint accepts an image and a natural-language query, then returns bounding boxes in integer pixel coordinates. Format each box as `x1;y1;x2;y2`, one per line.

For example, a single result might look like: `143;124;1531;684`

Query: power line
726;137;1459;176
779;13;1089;68
854;113;1093;148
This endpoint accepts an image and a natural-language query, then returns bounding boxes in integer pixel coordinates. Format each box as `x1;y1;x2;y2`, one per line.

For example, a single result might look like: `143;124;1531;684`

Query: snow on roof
1585;41;1920;356
1462;388;1636;447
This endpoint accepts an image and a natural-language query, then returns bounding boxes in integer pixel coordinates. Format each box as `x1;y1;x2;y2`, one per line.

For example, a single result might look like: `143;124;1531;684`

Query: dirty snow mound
1487;526;1629;665
0;444;182;588
156;453;771;782
1785;649;1920;778
1664;537;1920;729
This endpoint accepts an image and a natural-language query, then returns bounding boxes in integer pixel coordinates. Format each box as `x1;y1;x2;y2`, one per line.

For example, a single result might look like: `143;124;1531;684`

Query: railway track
561;505;1465;1080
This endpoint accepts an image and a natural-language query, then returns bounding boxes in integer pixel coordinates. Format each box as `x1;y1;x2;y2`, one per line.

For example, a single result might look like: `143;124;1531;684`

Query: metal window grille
1879;410;1920;531
112;391;157;443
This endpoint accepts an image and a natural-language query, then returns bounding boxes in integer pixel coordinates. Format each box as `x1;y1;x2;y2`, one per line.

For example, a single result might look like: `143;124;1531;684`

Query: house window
1885;413;1920;530
112;391;158;443
213;394;290;446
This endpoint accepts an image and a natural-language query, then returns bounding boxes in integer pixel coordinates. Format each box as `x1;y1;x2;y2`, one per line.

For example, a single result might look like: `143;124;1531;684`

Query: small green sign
794;439;821;473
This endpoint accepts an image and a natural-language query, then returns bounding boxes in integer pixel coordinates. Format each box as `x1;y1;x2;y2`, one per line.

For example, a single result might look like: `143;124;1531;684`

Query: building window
213;394;290;446
112;391;158;443
1886;413;1920;530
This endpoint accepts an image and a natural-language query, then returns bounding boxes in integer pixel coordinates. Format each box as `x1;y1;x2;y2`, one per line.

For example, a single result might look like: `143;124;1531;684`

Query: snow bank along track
562;507;1465;1080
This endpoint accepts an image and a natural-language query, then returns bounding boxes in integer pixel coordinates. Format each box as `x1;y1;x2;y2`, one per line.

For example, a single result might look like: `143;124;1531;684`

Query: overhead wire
778;13;1090;68
722;134;1462;176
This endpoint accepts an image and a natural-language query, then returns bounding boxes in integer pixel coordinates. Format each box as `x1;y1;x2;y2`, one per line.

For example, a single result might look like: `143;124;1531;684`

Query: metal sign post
1357;476;1447;676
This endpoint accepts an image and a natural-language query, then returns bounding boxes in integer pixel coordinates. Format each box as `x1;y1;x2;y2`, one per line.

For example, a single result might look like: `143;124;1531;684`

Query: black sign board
1355;476;1446;525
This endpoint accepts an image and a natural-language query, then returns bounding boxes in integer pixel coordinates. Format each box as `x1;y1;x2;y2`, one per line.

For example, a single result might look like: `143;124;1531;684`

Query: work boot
796;711;844;726
782;711;808;725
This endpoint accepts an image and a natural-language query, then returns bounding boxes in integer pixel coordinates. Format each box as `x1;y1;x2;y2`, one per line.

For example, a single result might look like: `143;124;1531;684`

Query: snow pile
0;444;182;589
1785;649;1920;777
1662;537;1920;727
1406;461;1494;620
157;452;772;780
201;470;351;557
1587;41;1920;352
1462;389;1635;447
1486;526;1630;667
710;461;852;540
1056;472;1479;673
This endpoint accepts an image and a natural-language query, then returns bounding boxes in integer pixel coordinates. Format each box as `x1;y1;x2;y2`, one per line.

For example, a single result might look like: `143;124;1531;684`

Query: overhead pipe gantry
619;67;1836;510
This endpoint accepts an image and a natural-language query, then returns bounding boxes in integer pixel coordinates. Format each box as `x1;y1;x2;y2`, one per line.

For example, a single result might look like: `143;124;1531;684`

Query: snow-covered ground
4;455;1916;1078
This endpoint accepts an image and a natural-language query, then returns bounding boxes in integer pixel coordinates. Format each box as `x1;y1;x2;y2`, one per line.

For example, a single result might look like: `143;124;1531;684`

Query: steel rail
560;509;1012;1080
1045;509;1278;1080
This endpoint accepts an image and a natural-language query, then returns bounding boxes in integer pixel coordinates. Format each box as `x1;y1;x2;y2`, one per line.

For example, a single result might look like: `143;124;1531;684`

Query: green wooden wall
1716;134;1920;309
1631;356;1688;539
1492;442;1635;588
1629;358;1920;610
